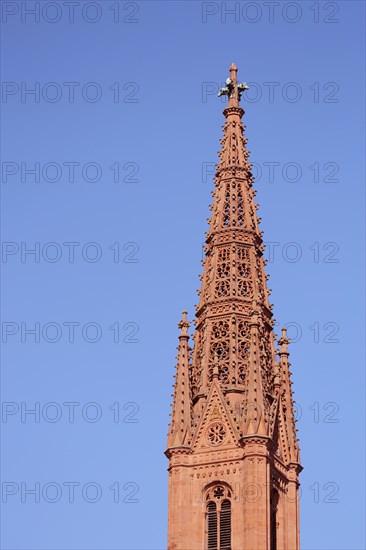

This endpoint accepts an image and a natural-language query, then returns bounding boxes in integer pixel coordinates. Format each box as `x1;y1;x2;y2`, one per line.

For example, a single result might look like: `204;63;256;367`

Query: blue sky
1;1;365;548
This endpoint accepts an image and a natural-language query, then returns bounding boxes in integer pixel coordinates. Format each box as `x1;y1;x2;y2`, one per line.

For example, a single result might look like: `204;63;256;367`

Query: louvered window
207;502;218;550
220;500;231;550
206;487;232;550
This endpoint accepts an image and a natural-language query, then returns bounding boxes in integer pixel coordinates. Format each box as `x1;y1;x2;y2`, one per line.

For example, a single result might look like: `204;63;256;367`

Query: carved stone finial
178;310;190;337
278;327;290;354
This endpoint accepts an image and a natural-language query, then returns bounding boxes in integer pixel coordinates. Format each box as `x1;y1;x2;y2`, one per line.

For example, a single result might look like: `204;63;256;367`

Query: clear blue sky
1;1;365;549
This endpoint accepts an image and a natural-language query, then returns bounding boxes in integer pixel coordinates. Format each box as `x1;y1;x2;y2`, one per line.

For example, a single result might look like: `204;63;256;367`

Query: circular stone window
207;422;227;446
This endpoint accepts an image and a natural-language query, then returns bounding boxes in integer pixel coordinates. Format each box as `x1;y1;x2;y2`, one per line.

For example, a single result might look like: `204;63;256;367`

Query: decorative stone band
223;106;245;118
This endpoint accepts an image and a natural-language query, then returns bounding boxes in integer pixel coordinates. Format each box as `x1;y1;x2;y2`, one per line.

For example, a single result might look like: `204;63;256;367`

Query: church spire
166;65;302;550
192;64;273;422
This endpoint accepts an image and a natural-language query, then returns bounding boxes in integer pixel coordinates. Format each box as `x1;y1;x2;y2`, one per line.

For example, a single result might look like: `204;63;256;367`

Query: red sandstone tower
166;64;302;550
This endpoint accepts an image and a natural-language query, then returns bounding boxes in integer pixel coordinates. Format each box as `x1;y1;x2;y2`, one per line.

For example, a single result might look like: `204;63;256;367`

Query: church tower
166;65;302;550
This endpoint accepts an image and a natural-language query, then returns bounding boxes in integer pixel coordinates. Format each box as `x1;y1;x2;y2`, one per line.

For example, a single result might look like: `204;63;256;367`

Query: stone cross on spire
218;63;249;107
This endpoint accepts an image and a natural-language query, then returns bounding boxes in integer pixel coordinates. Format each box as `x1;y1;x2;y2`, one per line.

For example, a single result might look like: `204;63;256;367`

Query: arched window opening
205;485;232;550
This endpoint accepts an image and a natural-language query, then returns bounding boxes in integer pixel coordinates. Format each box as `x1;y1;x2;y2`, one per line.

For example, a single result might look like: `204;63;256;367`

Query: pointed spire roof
189;64;284;440
277;327;301;464
167;65;300;467
166;311;192;452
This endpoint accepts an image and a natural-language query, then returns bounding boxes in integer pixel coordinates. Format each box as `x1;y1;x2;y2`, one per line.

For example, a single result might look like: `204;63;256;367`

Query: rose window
207;423;226;446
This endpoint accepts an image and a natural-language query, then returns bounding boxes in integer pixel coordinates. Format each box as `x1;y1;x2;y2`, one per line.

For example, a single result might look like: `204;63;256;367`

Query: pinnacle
278;327;290;353
178;310;190;336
